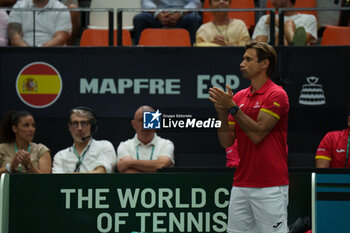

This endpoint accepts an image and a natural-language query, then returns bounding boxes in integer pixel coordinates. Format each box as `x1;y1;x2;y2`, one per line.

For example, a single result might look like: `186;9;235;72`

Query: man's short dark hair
245;41;277;78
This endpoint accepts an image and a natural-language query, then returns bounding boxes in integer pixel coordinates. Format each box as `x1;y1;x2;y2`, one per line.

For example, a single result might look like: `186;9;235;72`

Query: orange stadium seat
321;25;350;45
202;0;255;29
266;0;317;17
80;28;132;46
138;29;191;46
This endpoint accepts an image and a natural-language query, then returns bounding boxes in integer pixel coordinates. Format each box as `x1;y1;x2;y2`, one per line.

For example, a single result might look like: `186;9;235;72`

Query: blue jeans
133;12;202;44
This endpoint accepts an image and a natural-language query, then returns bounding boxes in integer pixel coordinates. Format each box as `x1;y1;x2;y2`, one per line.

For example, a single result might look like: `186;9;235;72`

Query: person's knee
284;19;296;31
133;12;153;25
181;13;202;29
183;13;201;23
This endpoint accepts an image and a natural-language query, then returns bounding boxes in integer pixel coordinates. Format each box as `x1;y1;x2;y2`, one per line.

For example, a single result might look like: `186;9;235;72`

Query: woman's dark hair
0;111;33;143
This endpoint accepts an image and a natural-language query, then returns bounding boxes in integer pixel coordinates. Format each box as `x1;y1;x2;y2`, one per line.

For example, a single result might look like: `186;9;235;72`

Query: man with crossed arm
8;0;71;47
116;105;174;173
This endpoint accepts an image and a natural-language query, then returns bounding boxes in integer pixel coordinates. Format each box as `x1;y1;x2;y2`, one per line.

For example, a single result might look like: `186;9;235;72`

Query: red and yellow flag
16;62;62;108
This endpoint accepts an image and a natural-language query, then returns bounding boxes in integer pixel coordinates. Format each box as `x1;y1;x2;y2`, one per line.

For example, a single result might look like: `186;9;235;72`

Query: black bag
288;216;311;233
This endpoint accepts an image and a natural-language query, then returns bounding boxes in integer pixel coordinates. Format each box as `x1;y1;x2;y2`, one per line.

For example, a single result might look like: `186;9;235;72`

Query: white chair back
317;0;341;28
89;0;141;30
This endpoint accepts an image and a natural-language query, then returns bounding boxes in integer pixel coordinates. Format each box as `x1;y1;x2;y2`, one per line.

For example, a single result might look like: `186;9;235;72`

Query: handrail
0;174;9;233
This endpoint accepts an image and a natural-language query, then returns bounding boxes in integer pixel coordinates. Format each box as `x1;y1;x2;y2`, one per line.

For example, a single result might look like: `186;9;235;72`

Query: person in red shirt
225;141;239;168
209;41;289;233
316;115;350;168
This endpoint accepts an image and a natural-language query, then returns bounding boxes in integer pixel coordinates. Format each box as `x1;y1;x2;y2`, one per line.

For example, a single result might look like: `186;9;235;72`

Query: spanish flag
17;62;62;108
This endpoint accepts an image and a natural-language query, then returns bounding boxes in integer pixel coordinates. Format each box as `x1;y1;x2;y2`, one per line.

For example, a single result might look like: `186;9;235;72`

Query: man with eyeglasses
116;105;174;173
52;107;117;173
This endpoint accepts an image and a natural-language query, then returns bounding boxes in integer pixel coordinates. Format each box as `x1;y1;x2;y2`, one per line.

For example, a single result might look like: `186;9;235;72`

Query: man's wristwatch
229;105;240;116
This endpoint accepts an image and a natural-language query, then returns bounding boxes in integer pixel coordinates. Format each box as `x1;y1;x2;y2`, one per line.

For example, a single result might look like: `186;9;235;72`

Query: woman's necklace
213;19;231;43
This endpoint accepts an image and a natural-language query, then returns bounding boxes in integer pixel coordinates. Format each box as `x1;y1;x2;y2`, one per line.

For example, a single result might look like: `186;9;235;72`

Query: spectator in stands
116;105;174;173
0;10;8;46
133;0;202;44
60;0;80;45
8;0;72;47
52;106;117;173
0;111;51;174
209;41;289;233
252;0;317;45
196;0;250;46
315;114;350;168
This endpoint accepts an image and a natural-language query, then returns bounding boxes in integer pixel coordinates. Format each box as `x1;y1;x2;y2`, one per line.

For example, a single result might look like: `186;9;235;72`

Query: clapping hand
16;149;32;170
209;84;236;112
213;35;227;46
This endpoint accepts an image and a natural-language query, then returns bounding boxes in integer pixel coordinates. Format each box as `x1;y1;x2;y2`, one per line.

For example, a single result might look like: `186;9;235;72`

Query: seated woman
0;111;51;174
196;0;250;46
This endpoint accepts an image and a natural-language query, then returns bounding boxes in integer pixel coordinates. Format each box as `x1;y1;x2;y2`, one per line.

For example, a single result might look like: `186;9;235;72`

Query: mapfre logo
16;62;63;108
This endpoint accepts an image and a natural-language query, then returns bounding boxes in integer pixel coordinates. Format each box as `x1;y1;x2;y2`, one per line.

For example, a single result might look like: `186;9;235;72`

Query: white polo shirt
9;0;72;46
52;139;117;173
252;13;317;43
117;134;175;165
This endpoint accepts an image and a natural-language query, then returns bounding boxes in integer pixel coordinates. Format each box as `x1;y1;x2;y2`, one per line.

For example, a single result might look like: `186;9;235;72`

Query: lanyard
14;142;31;172
14;142;31;153
72;139;92;172
136;145;155;160
345;131;350;168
